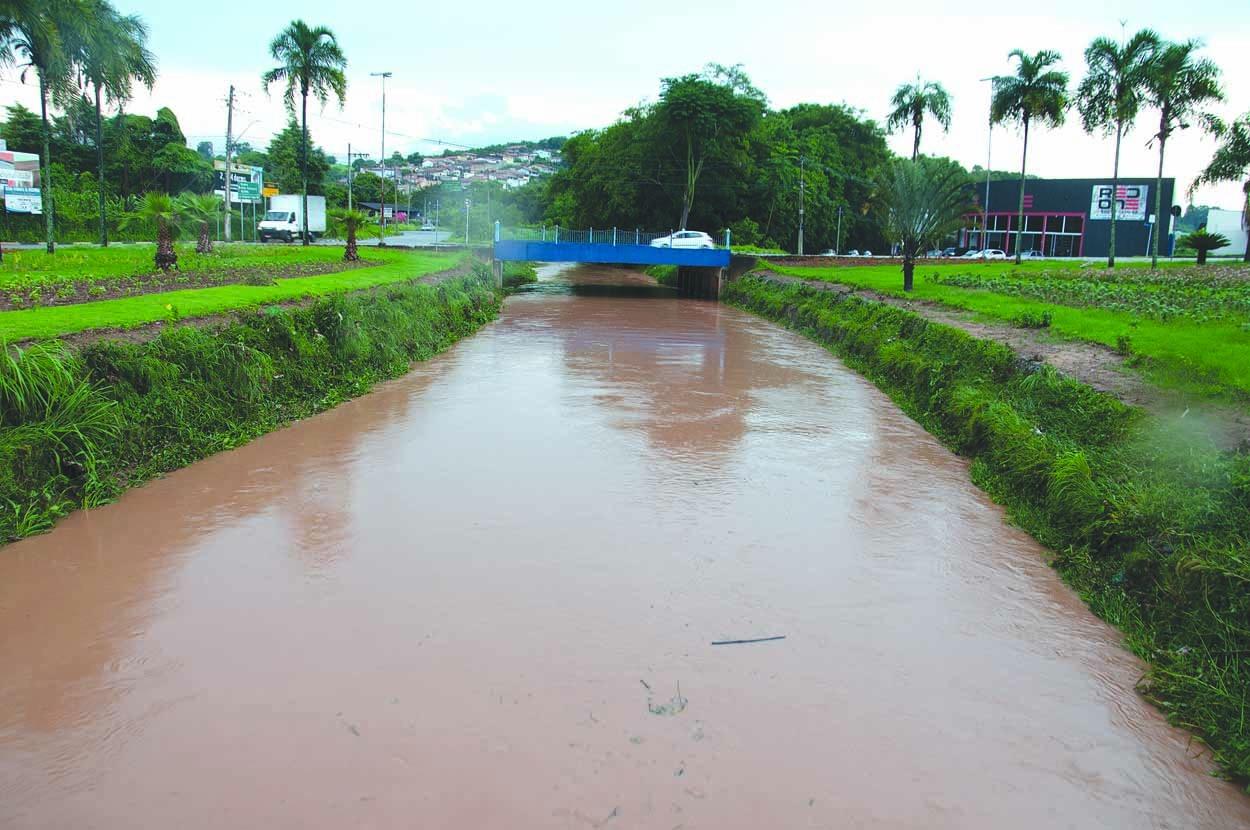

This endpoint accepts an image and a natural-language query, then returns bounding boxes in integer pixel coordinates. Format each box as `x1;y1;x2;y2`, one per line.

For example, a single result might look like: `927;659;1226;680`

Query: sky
3;0;1248;210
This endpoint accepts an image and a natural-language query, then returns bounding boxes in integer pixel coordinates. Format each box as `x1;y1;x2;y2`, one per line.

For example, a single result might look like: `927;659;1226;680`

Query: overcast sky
3;0;1247;209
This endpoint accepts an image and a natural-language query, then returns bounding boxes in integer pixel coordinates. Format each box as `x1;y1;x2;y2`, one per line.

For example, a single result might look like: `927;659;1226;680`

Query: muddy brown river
2;264;1248;828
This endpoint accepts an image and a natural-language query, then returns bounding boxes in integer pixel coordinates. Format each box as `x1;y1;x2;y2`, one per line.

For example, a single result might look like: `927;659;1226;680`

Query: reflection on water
2;264;1249;829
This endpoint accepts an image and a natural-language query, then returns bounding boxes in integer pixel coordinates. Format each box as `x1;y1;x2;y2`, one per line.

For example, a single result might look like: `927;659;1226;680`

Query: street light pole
370;71;392;243
979;76;997;252
836;205;843;255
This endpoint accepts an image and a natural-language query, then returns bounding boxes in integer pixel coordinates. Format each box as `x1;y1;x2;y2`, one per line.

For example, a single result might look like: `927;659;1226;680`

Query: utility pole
346;146;369;212
836;205;843;255
797;155;805;256
370;71;392;242
980;76;997;252
223;85;234;242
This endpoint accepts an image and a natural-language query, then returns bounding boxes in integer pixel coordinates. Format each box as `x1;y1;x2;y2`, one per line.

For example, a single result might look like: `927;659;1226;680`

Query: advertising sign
3;187;43;214
1090;184;1148;221
0;148;41;189
213;160;264;203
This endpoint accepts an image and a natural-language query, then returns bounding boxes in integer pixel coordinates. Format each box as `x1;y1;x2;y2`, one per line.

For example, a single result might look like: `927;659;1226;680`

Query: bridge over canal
492;226;734;297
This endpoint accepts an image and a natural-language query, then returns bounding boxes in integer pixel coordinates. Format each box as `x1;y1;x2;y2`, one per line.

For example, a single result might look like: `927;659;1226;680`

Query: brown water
2;264;1248;829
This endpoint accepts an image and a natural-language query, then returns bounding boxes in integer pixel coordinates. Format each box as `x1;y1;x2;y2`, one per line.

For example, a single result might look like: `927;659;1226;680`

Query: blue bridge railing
497;224;732;249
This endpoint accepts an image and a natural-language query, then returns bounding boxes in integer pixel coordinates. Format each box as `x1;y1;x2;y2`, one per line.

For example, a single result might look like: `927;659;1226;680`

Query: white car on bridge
650;230;716;249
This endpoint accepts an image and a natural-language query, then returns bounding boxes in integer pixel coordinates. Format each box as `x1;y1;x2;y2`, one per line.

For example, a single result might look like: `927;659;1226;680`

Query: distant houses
349;143;561;196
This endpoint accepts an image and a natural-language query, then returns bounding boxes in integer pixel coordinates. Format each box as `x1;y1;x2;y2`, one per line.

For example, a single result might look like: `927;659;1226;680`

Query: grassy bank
724;274;1250;786
645;264;677;286
773;261;1250;401
0;248;462;341
1;274;500;543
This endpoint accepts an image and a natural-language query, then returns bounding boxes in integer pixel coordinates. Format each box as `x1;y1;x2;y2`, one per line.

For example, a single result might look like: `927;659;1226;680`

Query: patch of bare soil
44;260;478;352
753;270;1250;450
2;258;382;311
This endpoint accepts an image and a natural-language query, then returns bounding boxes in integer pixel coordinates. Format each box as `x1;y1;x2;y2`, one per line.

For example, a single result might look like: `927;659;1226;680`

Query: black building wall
971;177;1176;258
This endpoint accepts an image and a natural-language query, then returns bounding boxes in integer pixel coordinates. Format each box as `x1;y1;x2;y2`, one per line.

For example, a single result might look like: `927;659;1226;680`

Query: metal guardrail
497;224;732;249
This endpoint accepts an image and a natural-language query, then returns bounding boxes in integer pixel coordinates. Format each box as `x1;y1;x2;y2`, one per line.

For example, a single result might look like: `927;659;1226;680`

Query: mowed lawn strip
773;262;1250;399
0;249;464;341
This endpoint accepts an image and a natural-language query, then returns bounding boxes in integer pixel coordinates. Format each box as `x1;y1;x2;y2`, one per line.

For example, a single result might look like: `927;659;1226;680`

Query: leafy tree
1143;39;1223;267
652;73;763;229
63;0;155;247
1190;111;1249;261
4;0;88;253
1076;29;1159;267
196;140;213;161
405;151;423;165
176;192;220;254
326;207;373;261
1177;228;1229;264
121;191;181;270
262;20;347;246
877;157;972;290
0;102;43;151
886;77;952;160
991;49;1069;264
264;120;329;194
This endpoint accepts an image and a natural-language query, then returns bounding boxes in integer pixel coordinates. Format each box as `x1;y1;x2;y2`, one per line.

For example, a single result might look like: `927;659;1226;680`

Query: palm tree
991;49;1069;264
1142;40;1223;268
262;20;346;246
1190;112;1248;262
886;77;952;160
1076;29;1159;268
67;0;155;248
326;208;373;262
121;192;182;270
3;0;86;254
176;193;222;254
878;158;972;291
1177;228;1229;265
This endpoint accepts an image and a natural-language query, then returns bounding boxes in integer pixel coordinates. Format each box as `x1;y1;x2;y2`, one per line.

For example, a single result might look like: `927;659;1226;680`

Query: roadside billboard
3;187;42;214
1090;184;1148;221
213;160;264;204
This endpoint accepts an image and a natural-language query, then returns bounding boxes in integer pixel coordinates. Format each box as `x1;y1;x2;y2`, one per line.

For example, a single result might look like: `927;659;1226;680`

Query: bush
1011;309;1052;328
1;275;501;543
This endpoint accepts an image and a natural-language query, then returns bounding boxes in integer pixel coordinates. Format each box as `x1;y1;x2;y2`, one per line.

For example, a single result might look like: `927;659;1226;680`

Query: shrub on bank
1;275;500;542
724;274;1250;786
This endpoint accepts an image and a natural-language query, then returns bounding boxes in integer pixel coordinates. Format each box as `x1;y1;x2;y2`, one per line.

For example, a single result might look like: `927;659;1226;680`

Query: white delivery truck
258;194;327;242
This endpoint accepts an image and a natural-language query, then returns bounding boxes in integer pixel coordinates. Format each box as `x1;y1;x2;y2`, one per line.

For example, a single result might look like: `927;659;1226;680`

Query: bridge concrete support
675;266;725;299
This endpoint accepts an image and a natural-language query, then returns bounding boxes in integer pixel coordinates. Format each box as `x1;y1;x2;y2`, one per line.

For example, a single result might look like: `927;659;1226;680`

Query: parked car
925;249;944;258
845;249;860;257
982;249;1007;260
819;249;837;256
1020;250;1045;260
942;247;959;257
650;230;715;249
420;222;436;231
861;250;872;257
960;249;985;259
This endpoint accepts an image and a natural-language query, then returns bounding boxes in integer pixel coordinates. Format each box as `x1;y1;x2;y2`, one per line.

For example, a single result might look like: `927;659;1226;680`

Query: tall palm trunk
1152;112;1167;269
300;90;310;246
1241;182;1249;263
912;118;922;161
344;225;358;262
155;219;177;271
1014;116;1031;265
197;221;212;254
1107;121;1122;268
95;85;108;247
902;240;916;290
38;74;56;254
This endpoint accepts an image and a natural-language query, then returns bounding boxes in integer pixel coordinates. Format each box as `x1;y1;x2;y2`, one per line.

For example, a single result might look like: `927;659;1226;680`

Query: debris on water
348;724;361;737
710;635;786;645
639;679;652;692
647;681;687;716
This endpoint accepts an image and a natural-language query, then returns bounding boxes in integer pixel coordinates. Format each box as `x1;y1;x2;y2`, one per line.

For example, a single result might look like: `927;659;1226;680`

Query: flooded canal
2;264;1248;828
